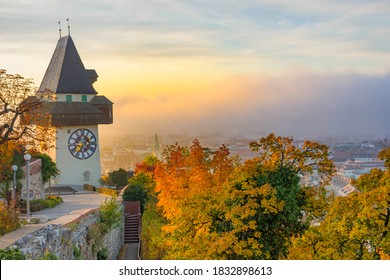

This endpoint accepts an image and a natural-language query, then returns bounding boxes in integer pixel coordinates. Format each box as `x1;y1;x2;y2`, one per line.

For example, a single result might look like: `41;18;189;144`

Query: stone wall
10;210;124;260
21;158;46;200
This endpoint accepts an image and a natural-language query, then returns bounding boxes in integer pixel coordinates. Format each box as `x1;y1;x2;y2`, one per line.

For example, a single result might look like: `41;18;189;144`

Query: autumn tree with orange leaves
0;70;54;178
1;70;54;208
206;135;334;259
143;134;390;260
154;140;235;259
0;69;54;148
150;134;335;259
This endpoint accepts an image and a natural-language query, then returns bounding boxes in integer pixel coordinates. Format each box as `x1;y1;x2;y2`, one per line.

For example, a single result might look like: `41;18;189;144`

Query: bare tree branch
0;69;55;148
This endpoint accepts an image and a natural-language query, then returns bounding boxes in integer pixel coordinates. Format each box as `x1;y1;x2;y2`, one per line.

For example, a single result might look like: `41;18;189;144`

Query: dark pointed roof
38;36;97;94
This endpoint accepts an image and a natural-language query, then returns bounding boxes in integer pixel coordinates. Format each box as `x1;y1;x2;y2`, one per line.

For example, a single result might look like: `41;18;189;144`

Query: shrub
45;195;63;208
0;202;20;236
109;168;129;187
83;184;96;191
73;244;81;260
96;187;117;197
22;195;63;212
87;223;104;246
123;182;147;201
140;200;168;260
39;250;59;260
0;183;12;206
99;197;122;233
0;247;26;260
86;198;122;257
97;247;108;260
123;181;148;212
29;199;46;212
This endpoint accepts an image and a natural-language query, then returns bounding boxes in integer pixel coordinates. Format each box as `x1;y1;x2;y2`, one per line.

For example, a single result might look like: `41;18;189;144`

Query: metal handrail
137;213;142;260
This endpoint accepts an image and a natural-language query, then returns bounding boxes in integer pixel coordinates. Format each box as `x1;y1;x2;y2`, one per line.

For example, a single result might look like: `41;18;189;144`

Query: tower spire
152;133;161;159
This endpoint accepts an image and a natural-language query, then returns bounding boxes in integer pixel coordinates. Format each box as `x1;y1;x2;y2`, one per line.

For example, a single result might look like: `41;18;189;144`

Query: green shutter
66;95;72;102
82;95;87;102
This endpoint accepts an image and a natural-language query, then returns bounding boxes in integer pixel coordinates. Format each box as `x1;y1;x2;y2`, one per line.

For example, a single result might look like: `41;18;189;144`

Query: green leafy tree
288;184;390;260
210;134;335;259
351;168;385;192
211;162;305;259
31;152;59;183
123;181;147;203
144;155;158;166
289;146;390;260
109;168;128;187
249;133;334;185
300;185;334;223
122;174;150;211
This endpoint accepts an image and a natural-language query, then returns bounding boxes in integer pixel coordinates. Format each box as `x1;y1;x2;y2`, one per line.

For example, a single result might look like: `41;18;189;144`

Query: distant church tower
152;133;161;160
37;35;113;186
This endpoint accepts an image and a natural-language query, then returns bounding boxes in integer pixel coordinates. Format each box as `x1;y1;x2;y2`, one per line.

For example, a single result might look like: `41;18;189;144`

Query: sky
1;0;390;141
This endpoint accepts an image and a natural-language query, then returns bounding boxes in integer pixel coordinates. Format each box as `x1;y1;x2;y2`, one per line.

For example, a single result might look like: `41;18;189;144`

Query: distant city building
338;184;357;197
340;160;385;179
332;151;353;162
352;151;379;162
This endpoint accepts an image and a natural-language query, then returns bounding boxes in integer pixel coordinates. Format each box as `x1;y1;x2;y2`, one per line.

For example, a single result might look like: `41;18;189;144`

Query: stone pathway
0;190;108;250
0;190;140;260
118;243;139;260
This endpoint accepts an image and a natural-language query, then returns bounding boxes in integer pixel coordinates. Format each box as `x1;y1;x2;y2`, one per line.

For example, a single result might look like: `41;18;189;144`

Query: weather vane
67;18;70;36
58;20;61;38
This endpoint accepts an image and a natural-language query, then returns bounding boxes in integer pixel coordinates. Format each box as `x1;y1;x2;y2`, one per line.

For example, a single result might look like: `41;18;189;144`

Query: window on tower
66;95;72;102
82;95;87;102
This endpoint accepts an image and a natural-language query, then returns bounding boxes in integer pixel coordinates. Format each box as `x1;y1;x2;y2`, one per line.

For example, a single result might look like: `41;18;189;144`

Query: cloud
2;0;390;141
2;0;390;79
101;69;390;140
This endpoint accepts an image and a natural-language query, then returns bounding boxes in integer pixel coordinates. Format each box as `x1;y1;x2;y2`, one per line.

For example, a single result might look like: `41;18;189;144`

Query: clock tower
37;35;113;186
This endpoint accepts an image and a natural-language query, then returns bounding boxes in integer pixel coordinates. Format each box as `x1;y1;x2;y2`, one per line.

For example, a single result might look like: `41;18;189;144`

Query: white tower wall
54;125;101;186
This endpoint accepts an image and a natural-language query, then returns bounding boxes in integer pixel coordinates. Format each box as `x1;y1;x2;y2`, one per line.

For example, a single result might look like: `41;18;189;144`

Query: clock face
68;128;97;160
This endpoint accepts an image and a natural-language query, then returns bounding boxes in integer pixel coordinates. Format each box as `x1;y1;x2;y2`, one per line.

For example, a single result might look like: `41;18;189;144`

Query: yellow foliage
0;69;55;149
154;140;236;259
249;133;335;185
288;183;390;260
151;134;336;260
0;201;20;236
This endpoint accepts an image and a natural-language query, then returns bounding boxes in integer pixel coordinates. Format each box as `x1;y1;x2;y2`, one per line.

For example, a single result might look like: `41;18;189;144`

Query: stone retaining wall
9;210;124;260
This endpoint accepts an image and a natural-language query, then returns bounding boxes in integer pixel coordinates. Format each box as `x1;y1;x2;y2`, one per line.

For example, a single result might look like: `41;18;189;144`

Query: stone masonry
9;209;124;260
21;158;47;200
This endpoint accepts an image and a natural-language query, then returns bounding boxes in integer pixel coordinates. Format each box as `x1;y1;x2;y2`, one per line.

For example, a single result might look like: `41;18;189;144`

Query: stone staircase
124;214;140;243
